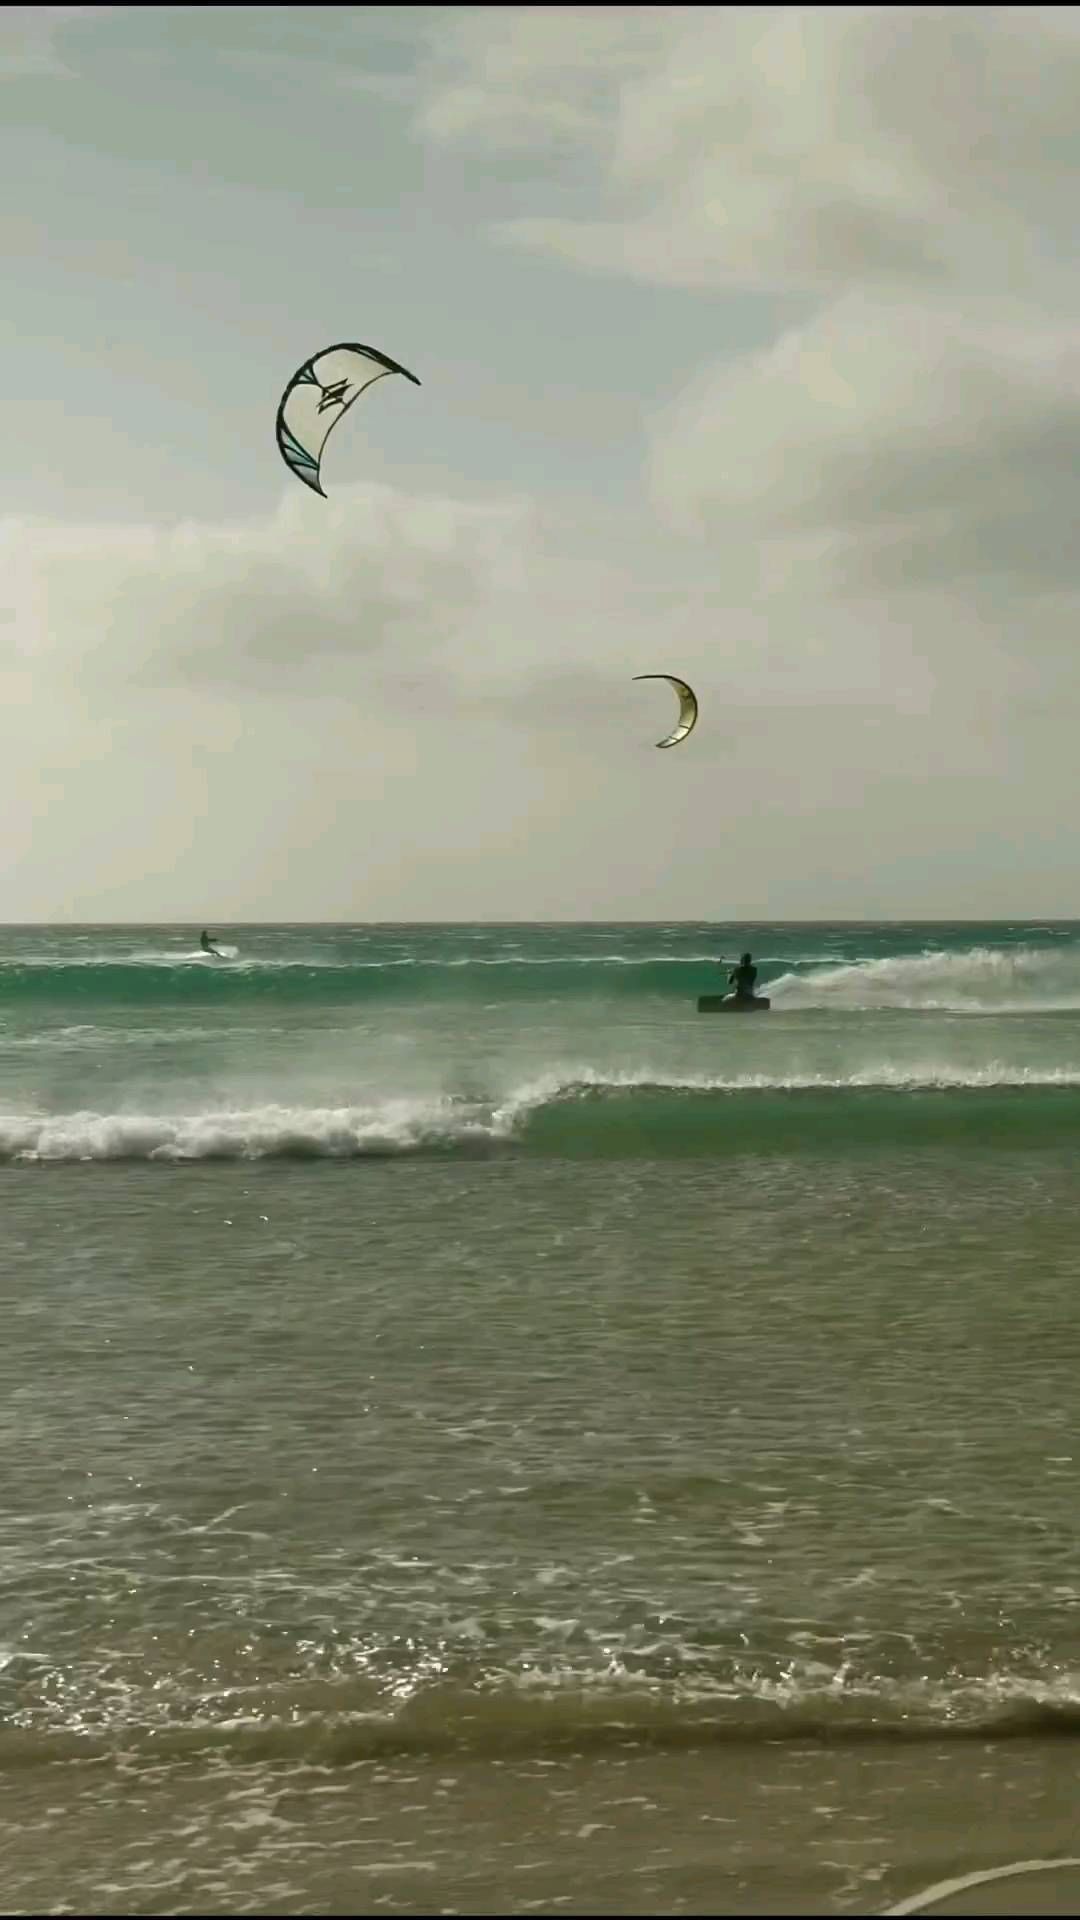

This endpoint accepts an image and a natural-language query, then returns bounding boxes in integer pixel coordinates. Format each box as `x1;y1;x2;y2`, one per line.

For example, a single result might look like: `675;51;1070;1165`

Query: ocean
3;921;1080;1915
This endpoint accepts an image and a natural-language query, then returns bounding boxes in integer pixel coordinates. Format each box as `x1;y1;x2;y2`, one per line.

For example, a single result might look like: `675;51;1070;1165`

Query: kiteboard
697;995;771;1013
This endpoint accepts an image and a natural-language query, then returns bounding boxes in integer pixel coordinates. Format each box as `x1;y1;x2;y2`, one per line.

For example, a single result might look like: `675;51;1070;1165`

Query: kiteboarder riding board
699;952;769;1012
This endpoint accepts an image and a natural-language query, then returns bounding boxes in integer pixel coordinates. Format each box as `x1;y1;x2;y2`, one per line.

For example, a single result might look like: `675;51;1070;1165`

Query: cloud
416;6;681;152
4;463;908;749
422;9;1080;301
417;9;1080;648
3;465;1075;921
0;6;110;78
6;6;1079;917
4;483;538;697
0;471;797;920
651;295;1080;600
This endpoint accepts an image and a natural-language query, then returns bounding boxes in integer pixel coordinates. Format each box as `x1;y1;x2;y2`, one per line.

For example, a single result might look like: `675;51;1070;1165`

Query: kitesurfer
200;930;222;958
728;952;758;1002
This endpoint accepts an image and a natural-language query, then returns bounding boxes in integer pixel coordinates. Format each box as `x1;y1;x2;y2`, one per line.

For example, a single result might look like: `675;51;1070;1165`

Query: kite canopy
276;341;420;496
633;674;699;748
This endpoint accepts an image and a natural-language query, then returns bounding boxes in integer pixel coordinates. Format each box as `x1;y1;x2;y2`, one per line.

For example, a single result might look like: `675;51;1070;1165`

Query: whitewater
5;922;1080;1915
4;921;1080;1161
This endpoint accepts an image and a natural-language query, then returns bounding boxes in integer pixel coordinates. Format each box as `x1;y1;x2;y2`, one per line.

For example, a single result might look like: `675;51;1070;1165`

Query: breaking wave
771;945;1080;1012
3;942;1080;1013
4;1664;1080;1768
7;1066;1080;1162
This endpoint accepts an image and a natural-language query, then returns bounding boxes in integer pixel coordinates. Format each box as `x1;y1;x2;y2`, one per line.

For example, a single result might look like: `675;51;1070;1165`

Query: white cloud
5;6;1080;915
0;6;110;78
0;474;776;918
417;8;1080;664
5;483;536;696
651;295;1080;599
417;6;682;152
423;8;1080;300
2;462;1076;919
3;465;926;758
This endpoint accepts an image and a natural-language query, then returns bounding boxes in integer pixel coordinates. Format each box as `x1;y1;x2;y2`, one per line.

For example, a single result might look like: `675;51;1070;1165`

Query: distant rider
200;930;222;957
728;951;758;1002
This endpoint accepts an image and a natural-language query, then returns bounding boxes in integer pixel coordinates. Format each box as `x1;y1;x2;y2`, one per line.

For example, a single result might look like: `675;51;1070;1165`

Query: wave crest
4;942;1080;1013
4;1668;1080;1768
7;1066;1080;1162
772;945;1080;1012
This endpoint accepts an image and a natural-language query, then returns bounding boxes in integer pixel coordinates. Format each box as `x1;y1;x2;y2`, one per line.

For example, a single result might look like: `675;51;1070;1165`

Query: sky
3;3;1079;921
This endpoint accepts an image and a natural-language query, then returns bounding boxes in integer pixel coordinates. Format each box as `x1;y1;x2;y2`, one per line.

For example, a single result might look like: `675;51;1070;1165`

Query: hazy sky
4;5;1079;920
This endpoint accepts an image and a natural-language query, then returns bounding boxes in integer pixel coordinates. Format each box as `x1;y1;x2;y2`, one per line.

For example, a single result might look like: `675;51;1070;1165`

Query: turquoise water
3;923;1080;1913
5;920;1080;1160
